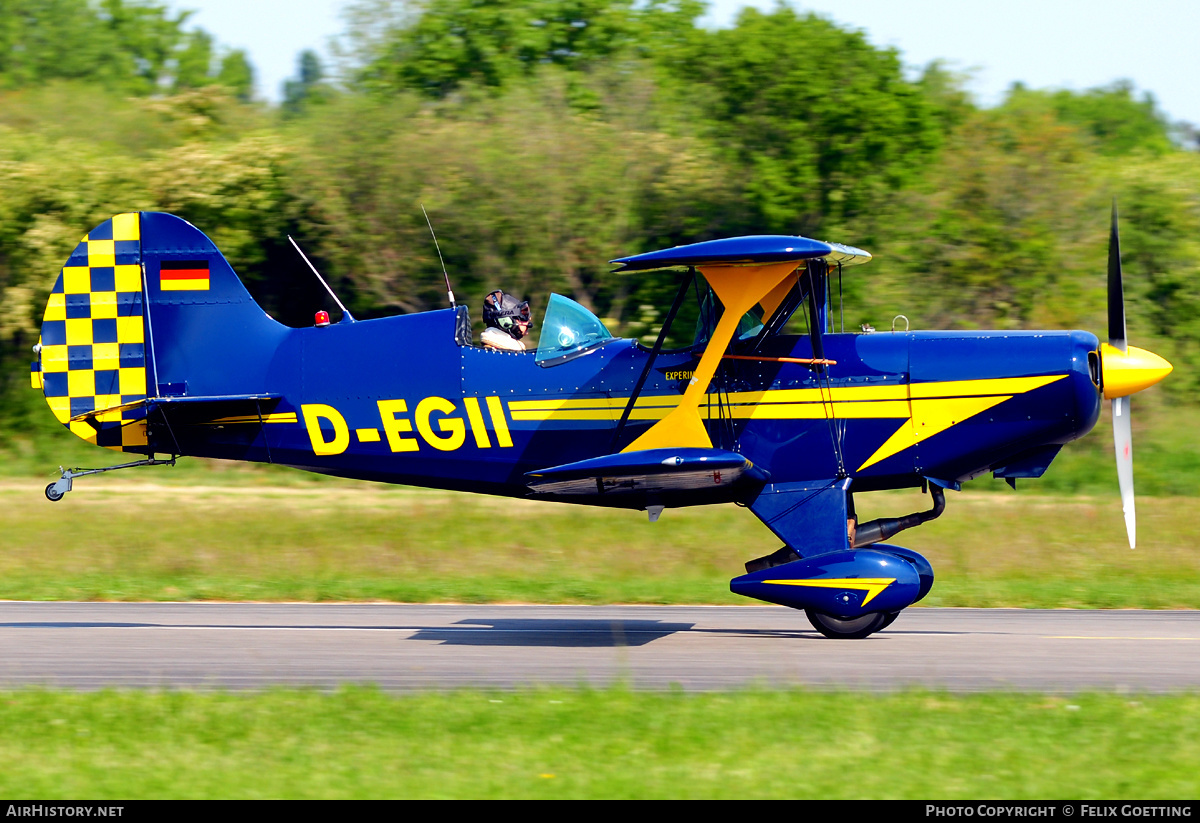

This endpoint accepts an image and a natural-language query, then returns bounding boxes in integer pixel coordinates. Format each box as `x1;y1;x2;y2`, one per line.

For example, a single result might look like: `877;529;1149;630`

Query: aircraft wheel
45;483;63;502
879;611;901;631
805;609;887;639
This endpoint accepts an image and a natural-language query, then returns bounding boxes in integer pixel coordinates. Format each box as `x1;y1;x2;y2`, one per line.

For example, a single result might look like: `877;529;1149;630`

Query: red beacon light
314;310;331;327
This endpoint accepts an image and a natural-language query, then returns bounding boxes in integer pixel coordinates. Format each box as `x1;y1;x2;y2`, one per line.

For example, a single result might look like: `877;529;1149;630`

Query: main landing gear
732;486;942;638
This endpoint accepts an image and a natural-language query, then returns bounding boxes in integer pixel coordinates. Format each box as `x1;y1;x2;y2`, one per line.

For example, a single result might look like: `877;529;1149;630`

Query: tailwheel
805;609;888;639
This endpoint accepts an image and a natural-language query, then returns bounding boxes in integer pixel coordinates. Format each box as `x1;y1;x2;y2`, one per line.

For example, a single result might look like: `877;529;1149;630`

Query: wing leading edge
610;235;871;273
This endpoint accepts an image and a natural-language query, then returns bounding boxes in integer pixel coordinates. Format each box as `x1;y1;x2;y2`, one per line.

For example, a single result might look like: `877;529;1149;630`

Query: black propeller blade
1108;200;1126;353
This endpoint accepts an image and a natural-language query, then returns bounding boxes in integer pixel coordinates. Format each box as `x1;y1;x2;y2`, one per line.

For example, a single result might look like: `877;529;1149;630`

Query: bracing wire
838;262;844;333
696;275;739;451
799;262;847;478
288;236;353;319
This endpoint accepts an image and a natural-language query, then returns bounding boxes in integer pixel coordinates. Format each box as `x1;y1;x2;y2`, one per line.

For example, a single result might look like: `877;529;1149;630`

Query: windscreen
535;293;615;366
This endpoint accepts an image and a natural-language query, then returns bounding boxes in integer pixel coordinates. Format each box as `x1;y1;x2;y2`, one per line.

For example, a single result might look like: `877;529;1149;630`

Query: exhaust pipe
852;485;945;548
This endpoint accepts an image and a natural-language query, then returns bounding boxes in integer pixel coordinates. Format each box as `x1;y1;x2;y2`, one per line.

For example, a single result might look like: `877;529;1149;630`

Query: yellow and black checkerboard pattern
33;212;149;452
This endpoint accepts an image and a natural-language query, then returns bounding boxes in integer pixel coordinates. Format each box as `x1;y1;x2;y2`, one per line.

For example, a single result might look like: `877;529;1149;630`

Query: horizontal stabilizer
72;394;287;426
525;447;768;496
610;235;871;273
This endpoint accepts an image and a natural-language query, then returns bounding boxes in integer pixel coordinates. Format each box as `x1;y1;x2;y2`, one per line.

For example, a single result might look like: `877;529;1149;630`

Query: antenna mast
422;204;455;308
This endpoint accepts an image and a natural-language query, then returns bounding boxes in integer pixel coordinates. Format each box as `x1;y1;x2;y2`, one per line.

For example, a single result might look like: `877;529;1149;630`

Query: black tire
805;609;887;639
878;611;901;631
45;483;63;502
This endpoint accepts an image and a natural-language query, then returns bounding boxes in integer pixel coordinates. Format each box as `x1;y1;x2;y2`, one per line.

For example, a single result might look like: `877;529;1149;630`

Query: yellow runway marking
1047;636;1200;641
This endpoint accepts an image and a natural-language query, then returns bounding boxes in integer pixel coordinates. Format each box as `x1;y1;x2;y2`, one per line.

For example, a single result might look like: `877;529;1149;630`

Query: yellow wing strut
622;261;800;452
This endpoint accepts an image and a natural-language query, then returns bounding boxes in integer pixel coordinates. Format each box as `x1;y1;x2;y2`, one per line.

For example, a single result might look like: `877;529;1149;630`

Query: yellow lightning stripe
506;387;904;421
906;376;1065;398
761;578;896;608
508;395;675;422
727;384;910;403
508;397;620;422
508;397;626;410
721;400;910;420
855;375;1067;471
506;376;1067;428
506;374;1069;475
856;396;1009;471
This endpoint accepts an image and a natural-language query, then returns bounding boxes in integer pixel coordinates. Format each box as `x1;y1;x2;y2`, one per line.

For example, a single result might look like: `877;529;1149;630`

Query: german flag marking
160;260;210;291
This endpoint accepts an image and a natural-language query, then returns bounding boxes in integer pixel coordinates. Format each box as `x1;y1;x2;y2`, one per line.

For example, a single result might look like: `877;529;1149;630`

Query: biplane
29;210;1171;637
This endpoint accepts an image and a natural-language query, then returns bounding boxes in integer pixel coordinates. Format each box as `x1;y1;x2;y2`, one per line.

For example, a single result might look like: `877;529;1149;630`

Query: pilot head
483;290;532;340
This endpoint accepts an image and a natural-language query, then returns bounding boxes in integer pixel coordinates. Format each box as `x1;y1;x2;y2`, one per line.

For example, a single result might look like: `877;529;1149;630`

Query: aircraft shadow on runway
405;620;965;646
0;619;963;645
0;618;694;647
409;619;696;647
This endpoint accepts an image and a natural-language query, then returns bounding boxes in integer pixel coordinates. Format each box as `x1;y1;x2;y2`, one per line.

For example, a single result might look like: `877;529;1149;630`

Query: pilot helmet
483;290;532;340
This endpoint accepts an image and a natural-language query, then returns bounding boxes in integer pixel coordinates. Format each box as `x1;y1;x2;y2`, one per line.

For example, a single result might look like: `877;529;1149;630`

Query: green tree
169;22;257;101
352;0;705;98
0;0;192;93
0;0;253;99
283;50;328;115
174;28;216;90
1000;81;1174;157
285;71;735;329
671;5;948;235
1109;153;1200;396
867;107;1102;333
217;50;255;102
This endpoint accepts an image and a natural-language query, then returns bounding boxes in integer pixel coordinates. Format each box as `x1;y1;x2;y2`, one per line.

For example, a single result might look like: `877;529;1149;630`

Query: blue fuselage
157;306;1103;503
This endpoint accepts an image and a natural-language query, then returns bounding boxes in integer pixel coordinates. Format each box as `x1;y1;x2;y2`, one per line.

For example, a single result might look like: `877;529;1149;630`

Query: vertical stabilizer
137;212;286;399
32;212;288;454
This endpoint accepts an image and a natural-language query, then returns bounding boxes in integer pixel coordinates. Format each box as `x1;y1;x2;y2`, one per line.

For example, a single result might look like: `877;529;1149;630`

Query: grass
1;476;1198;607
0;687;1195;799
0;479;1193;800
1;397;1197;799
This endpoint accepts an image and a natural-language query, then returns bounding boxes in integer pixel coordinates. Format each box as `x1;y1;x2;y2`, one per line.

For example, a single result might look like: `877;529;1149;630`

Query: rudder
32;212;286;454
32;213;149;452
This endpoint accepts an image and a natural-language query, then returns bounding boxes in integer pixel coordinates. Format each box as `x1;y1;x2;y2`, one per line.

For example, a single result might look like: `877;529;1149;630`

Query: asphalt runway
1;603;1198;692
